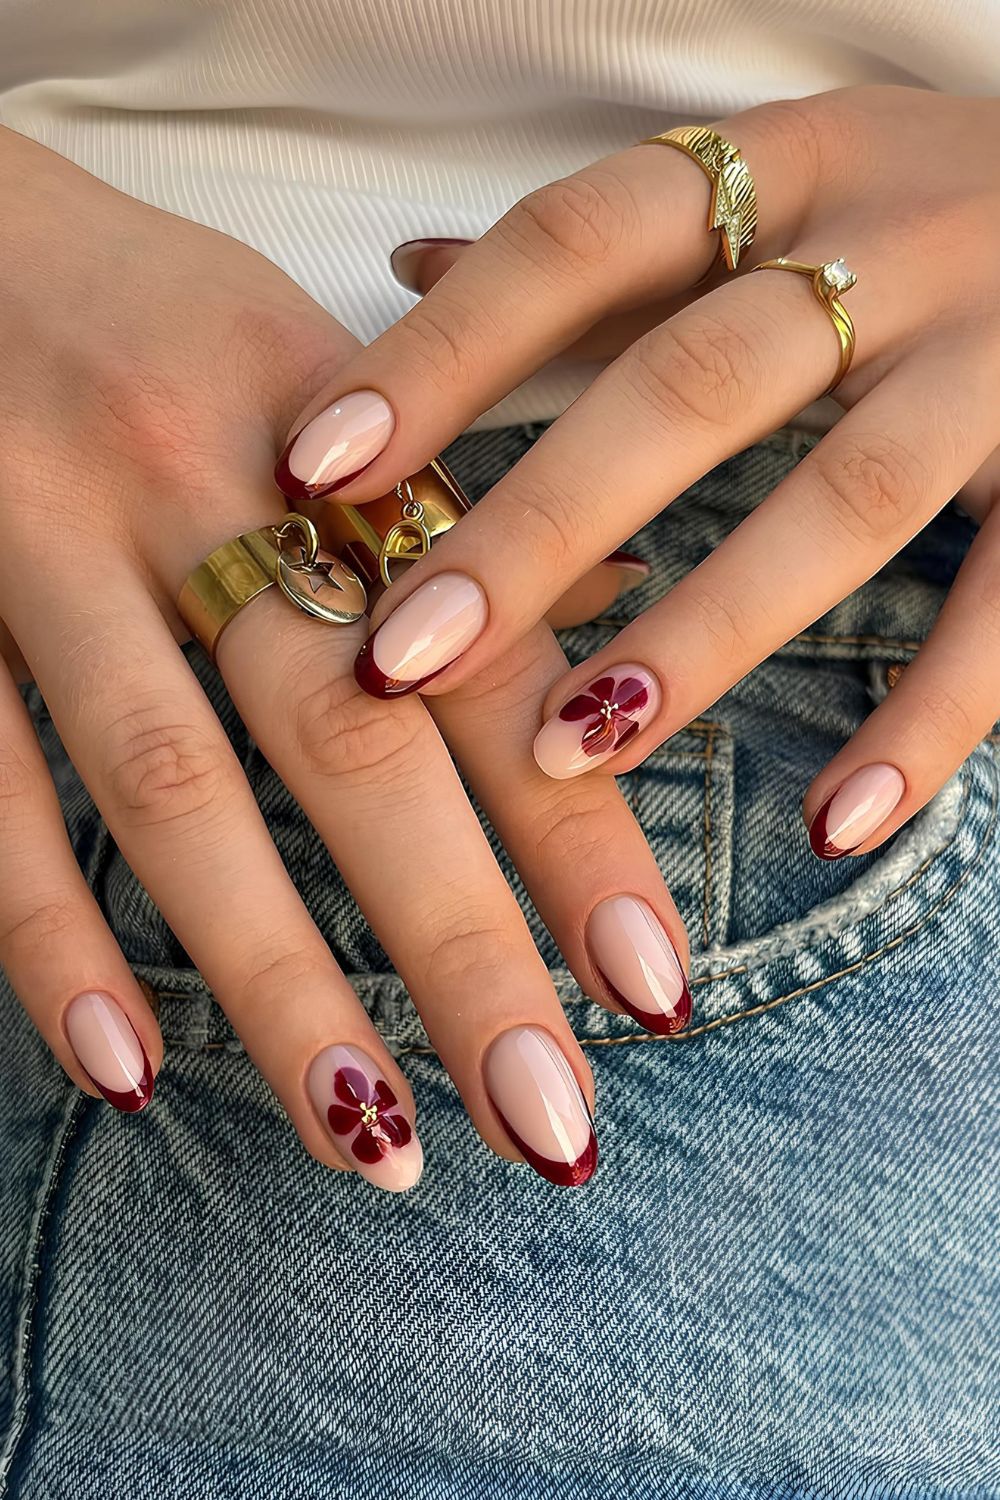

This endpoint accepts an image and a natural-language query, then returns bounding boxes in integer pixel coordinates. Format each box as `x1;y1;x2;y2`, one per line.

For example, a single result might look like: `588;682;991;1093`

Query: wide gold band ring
753;256;858;394
177;513;368;661
640;124;758;272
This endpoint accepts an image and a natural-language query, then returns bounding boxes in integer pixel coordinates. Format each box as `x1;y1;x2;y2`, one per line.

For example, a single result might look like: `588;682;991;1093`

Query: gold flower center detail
359;1103;379;1128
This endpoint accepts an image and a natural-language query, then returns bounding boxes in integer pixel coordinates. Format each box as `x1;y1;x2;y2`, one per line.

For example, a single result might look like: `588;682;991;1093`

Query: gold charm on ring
378;480;434;588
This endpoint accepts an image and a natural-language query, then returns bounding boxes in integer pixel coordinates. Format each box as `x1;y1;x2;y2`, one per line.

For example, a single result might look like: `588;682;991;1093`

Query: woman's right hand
0;128;690;1191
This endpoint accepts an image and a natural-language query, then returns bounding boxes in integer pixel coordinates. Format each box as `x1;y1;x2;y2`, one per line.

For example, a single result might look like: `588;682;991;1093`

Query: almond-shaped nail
65;991;154;1113
586;895;691;1034
484;1027;597;1187
354;572;488;697
390;237;472;293
274;391;395;502
809;763;906;859
533;665;661;780
308;1044;423;1192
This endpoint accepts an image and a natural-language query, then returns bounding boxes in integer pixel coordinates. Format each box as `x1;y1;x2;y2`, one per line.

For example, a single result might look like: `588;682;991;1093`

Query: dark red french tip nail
353;635;445;699
603;549;651;576
596;965;692;1035
808;796;846;860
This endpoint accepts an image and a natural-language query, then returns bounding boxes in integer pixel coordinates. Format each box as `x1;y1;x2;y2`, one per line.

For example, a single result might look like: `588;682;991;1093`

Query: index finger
274;105;814;505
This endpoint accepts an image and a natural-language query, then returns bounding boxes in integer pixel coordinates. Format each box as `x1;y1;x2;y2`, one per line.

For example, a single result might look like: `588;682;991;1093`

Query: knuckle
393;296;492;392
911;682;978;750
491;472;592;569
0;745;36;809
533;791;617;874
810;435;928;545
418;909;517;992
234;942;324;1021
104;701;230;828
626;314;765;430
0;894;79;954
510;172;634;271
292;672;424;784
684;578;763;668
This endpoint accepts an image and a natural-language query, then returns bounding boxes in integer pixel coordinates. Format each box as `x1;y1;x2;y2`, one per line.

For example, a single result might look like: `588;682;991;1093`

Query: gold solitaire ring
641;125;758;272
754;257;858;394
177;513;368;660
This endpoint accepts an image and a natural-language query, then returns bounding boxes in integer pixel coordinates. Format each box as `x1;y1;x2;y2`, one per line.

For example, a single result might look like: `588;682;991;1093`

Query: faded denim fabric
0;429;997;1499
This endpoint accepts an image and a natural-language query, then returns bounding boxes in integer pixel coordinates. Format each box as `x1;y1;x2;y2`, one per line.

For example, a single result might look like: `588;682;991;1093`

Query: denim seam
390;750;990;1055
572;752;994;1049
0;1092;85;1496
700;721;717;952
148;759;983;1054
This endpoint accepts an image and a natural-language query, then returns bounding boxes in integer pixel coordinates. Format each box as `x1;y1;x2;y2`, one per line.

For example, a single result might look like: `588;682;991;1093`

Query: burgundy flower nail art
534;665;661;781
559;673;650;756
327;1066;413;1165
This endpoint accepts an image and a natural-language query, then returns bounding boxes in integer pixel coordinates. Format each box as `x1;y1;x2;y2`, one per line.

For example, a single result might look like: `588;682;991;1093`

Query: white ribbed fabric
1;0;996;424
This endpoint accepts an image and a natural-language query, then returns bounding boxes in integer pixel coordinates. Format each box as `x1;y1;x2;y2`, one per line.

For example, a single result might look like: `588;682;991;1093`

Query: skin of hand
281;84;1000;861
0;126;694;1194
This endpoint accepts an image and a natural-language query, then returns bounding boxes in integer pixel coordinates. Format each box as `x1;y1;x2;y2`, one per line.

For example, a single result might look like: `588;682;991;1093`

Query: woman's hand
0;127;692;1191
284;85;1000;859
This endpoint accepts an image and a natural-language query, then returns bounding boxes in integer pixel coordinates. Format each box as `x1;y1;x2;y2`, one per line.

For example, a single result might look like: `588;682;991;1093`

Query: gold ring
640;125;758;272
177;513;368;661
753;257;858;394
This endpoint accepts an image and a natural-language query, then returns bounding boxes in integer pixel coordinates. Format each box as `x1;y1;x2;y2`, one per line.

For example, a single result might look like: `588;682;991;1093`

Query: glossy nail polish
354;572;488;697
64;991;154;1113
533;665;661;780
484;1027;597;1187
809;763;906;859
390;237;472;293
603;550;651;592
586;895;691;1034
308;1044;423;1192
274;391;395;502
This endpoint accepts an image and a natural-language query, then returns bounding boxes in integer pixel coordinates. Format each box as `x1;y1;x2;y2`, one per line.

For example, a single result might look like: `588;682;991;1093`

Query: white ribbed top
2;0;996;423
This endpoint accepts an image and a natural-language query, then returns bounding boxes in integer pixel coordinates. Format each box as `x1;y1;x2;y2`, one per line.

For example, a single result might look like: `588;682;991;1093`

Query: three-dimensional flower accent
557;674;649;757
327;1067;412;1164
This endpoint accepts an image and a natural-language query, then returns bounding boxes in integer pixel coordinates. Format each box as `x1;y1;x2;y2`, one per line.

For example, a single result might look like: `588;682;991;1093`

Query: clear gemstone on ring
822;258;857;292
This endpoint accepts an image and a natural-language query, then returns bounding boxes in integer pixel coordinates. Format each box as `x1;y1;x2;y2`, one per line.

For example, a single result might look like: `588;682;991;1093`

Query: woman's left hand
278;85;1000;860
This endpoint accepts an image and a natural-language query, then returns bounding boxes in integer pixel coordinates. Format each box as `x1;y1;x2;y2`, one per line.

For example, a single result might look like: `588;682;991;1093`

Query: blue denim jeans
1;429;997;1499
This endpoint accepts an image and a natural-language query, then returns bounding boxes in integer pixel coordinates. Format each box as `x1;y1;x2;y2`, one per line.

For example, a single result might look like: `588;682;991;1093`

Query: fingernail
533;665;661;780
308;1044;423;1192
390;237;472;293
484;1027;597;1187
274;390;395;502
602;550;651;593
586;895;691;1034
354;572;488;697
809;763;906;859
64;992;154;1113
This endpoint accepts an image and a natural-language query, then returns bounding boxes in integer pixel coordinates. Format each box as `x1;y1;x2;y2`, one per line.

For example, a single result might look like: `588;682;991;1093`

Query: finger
391;236;682;362
5;563;422;1189
215;585;599;1187
426;621;693;1036
545;551;650;629
802;500;1000;858
351;251;906;700
275;103;816;503
529;344;1000;780
0;660;161;1110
